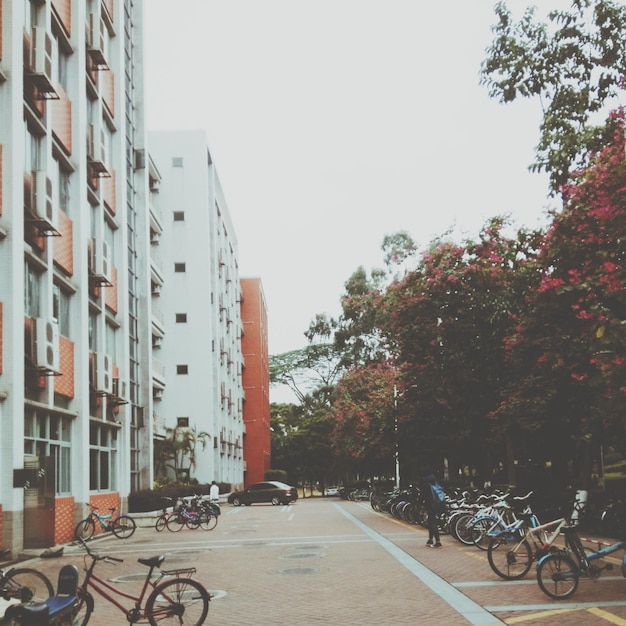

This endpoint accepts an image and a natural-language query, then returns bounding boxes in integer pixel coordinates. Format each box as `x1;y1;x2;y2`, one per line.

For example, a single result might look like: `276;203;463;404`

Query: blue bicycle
74;505;136;541
536;524;626;599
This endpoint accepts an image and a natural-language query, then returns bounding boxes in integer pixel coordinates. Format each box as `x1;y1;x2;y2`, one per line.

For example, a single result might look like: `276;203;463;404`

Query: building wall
241;278;271;485
148;130;245;489
0;0;147;555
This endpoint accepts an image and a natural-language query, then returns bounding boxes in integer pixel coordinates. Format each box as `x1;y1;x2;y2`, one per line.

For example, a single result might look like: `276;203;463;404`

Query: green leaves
481;0;626;192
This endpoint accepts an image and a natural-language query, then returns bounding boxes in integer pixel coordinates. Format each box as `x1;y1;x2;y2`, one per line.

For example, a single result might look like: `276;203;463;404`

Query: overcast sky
144;1;572;375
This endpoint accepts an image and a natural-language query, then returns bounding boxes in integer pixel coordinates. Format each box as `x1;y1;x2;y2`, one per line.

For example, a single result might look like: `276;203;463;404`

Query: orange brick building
240;279;271;485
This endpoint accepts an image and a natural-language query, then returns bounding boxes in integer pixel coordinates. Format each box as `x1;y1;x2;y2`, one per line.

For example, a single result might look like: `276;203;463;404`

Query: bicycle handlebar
77;537;124;563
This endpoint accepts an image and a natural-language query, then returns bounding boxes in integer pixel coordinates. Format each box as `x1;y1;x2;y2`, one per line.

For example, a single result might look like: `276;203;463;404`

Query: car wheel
271;497;280;505
232;497;242;506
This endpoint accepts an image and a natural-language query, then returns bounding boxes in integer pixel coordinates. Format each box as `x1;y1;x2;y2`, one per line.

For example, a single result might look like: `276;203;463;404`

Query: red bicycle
72;539;210;624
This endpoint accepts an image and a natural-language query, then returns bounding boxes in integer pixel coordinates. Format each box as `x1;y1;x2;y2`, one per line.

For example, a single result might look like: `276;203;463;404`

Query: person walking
424;473;444;548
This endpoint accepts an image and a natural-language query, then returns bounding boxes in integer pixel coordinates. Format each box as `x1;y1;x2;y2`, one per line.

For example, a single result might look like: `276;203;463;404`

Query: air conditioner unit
31;170;57;230
150;231;161;244
152;336;163;348
87;120;108;175
96;352;113;394
89;237;111;282
31;27;53;85
112;377;127;401
151;283;161;296
32;318;60;372
87;13;107;68
153;388;164;400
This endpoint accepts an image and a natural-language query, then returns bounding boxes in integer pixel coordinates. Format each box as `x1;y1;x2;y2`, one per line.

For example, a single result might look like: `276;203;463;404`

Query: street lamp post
394;385;400;490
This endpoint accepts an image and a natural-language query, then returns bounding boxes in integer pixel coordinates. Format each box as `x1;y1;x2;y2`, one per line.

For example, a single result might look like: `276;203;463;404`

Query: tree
480;0;626;191
493;115;626;487
377;217;543;483
328;362;399;480
155;425;210;483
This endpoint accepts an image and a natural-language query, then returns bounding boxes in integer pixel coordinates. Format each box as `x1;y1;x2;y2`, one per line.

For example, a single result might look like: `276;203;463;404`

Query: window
177;417;189;428
24;410;72;495
89;423;118;491
88;312;98;352
25;125;41;172
173;211;185;221
174;263;186;273
176;365;188;375
52;284;70;336
55;161;71;214
175;313;187;323
25;264;41;318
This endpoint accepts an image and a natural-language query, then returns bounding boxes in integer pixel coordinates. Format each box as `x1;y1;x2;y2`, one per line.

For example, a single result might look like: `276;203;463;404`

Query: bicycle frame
562;525;625;570
81;561;154;620
491;516;568;557
91;510;115;531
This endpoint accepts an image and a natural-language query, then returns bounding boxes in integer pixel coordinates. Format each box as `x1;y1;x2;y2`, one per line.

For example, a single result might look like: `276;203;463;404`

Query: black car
228;481;298;506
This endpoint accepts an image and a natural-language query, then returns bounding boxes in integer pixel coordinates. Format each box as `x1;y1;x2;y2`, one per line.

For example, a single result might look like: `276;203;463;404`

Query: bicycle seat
138;555;165;568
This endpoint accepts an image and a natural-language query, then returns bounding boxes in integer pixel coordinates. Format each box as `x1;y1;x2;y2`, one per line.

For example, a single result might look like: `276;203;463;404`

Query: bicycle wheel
74;518;96;541
155;514;167;532
145;577;210;625
455;513;479;546
166;512;186;532
198;511;218;531
2;568;54;603
112;514;137;539
537;552;579;599
471;516;502;550
72;589;94;625
487;535;533;580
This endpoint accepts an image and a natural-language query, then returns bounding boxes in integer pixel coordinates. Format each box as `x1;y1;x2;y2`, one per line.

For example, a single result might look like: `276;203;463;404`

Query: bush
128;482;232;513
265;469;288;483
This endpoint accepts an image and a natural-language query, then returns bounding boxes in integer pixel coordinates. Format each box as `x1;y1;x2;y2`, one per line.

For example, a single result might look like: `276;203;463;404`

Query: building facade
241;278;271;485
0;0;153;551
147;130;245;488
0;1;262;555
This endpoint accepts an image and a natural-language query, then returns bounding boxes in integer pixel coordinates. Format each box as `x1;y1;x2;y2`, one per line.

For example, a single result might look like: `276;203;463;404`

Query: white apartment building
0;0;246;556
148;131;245;488
0;0;154;552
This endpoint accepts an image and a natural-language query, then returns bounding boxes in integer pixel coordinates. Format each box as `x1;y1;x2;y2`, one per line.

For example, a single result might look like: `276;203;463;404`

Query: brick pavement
4;498;626;625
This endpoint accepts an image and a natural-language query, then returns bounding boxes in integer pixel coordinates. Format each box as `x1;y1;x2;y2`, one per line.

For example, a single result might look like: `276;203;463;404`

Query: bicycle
0;548;54;613
74;505;136;541
536;524;626;599
487;515;569;580
72;538;210;624
155;497;174;532
165;498;217;532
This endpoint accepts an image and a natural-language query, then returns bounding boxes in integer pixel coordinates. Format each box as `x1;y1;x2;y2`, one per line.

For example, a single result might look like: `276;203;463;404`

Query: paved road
10;498;626;625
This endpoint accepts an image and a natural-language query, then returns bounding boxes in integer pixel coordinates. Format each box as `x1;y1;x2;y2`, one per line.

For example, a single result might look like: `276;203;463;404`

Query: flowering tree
494;113;626;486
329;362;400;479
377;218;542;482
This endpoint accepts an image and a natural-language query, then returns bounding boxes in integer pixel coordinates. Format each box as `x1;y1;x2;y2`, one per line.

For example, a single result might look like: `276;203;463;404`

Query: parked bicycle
536;524;626;599
0;548;54;620
487;515;569;580
74;505;136;541
69;538;210;624
165;497;218;532
155;497;174;532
